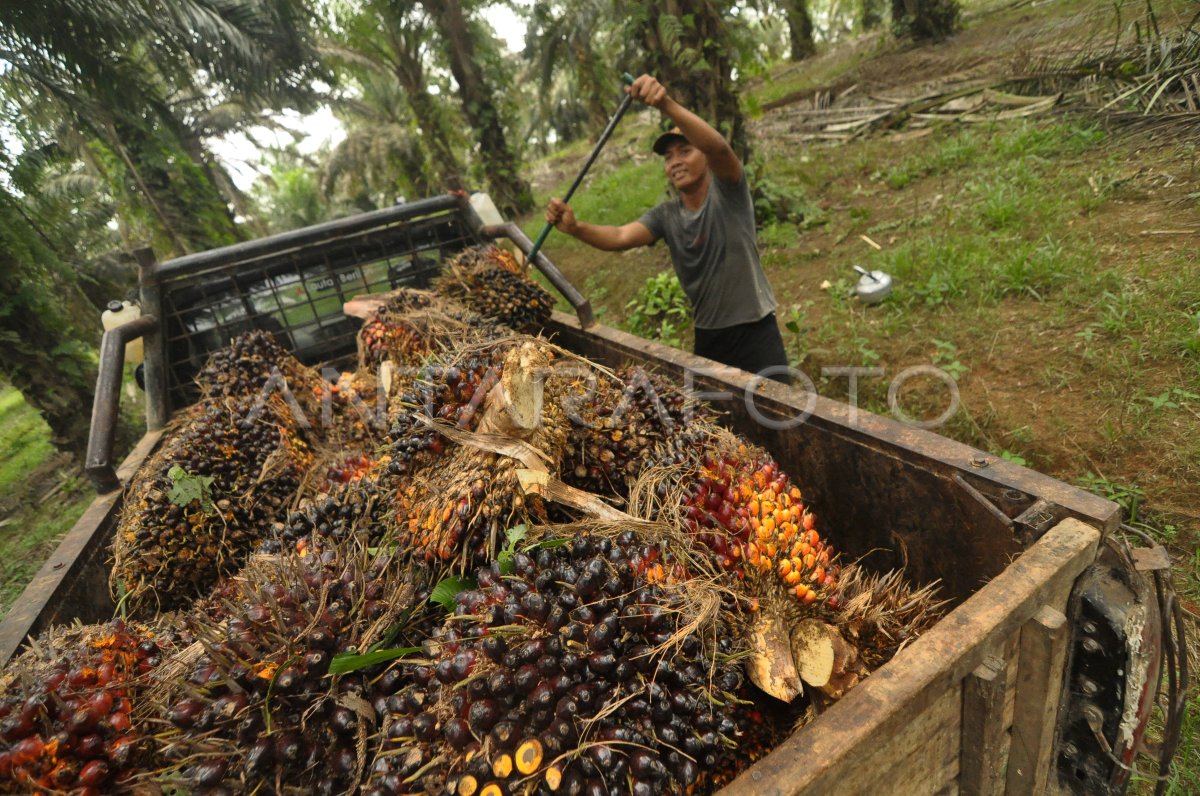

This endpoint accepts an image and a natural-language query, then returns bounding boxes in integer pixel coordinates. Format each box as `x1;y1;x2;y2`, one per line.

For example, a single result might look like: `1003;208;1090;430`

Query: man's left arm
627;74;742;184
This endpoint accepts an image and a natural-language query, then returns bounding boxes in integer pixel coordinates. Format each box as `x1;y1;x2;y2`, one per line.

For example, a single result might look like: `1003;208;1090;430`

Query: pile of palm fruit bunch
194;329;324;405
389;340;572;569
111;330;327;613
144;538;438;795
355;286;514;373
111;387;315;614
270;469;395;553
626;427;946;701
363;526;793;796
311;369;387;491
357;289;440;370
384;344;507;480
352;288;504;372
0;620;177;794
433;245;555;334
559;365;714;500
0;244;955;794
111;330;390;615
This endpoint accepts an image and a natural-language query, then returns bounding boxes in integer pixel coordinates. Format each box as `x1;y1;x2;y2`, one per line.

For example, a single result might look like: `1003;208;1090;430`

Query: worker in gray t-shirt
545;74;790;384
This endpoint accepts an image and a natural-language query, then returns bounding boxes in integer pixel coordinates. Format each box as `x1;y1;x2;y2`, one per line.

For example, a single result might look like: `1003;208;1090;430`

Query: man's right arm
546;198;654;252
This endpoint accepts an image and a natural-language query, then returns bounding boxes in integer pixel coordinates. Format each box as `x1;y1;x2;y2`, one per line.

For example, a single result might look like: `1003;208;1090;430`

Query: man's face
662;140;708;192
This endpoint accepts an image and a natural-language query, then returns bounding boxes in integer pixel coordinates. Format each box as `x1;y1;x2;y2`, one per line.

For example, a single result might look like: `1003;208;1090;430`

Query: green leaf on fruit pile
328;647;423;674
166;465;215;514
430;575;476;611
497;524;529;574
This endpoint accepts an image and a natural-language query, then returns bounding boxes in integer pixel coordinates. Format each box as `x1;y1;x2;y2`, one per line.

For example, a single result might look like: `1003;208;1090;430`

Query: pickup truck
0;193;1185;795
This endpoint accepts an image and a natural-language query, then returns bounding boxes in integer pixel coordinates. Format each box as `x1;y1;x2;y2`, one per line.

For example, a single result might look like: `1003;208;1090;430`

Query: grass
761;111;1200;791
0;388;52;491
0;386;93;615
0;489;91;614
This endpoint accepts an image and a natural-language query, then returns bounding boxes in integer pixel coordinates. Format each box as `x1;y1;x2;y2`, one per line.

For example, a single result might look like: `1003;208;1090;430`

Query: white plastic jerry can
101;300;145;366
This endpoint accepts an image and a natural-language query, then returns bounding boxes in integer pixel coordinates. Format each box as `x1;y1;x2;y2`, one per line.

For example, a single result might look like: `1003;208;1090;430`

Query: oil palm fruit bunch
306;368;390;498
148;540;426;795
561;366;714;500
386;348;507;479
820;566;946;696
649;431;841;610
272;469;395;554
314;370;386;445
434;246;554;334
631;432;944;703
395;445;547;567
358;290;437;369
365;528;754;796
0;620;175;794
448;244;524;275
701;692;794;791
112;392;313;615
357;288;512;372
197;330;321;408
323;452;377;487
393;342;569;569
628;432;850;703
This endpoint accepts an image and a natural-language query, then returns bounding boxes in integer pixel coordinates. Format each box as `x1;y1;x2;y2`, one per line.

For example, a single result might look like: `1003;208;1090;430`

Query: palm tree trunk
422;0;533;216
0;200;98;458
391;45;467;193
785;1;817;61
0;317;96;456
172;123;250;242
862;0;886;30
108;124;191;255
891;0;960;39
111;114;244;253
572;39;611;131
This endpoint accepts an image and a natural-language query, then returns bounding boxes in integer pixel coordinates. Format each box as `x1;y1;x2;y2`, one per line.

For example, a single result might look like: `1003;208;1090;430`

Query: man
545;74;790;384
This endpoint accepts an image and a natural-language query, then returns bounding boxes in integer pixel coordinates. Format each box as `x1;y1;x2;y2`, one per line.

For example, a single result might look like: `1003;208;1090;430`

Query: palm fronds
1003;3;1200;136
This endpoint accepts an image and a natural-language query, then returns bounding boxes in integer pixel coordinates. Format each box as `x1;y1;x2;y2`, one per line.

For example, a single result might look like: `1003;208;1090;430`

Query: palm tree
623;0;751;158
862;0;887;30
524;0;616;134
891;0;960;40
781;0;817;60
421;0;534;215
0;0;326;456
0;181;101;456
324;69;442;206
325;0;468;194
1;0;327;253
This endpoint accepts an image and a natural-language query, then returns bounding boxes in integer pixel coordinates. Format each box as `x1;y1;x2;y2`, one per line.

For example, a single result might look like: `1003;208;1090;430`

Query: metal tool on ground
526;73;636;263
854;265;893;304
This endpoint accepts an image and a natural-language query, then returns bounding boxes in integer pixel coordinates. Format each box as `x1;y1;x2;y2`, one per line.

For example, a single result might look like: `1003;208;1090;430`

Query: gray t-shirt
637;172;777;329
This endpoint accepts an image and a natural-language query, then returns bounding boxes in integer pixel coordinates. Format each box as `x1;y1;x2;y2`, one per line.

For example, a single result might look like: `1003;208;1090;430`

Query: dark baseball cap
652;127;689;155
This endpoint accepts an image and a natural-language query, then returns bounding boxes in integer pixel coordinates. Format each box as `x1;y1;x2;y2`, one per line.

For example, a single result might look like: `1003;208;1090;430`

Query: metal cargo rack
85;193;593;493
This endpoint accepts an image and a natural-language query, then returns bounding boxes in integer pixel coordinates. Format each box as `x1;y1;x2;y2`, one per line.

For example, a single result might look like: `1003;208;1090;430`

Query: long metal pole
526;73;635;264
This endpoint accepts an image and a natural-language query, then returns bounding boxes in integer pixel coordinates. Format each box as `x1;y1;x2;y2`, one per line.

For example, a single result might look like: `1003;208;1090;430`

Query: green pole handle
526;73;637;265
